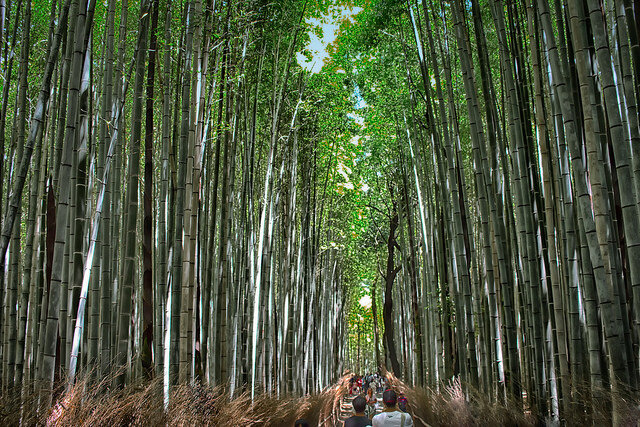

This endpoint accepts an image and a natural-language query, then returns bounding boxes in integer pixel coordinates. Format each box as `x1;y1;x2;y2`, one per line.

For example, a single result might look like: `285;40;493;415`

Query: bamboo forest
1;0;640;425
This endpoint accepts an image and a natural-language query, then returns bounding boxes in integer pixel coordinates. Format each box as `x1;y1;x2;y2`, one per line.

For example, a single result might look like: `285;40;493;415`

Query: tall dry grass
384;375;532;426
385;373;640;426
0;371;344;426
2;371;638;426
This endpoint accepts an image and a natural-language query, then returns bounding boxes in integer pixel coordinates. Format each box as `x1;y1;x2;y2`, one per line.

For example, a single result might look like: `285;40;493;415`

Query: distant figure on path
349;374;357;396
372;389;413;426
344;396;372;427
294;419;310;427
365;387;377;417
397;393;408;412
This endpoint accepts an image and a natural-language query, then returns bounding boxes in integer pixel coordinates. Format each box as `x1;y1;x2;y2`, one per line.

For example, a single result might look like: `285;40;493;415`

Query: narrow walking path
339;390;383;424
339;394;355;420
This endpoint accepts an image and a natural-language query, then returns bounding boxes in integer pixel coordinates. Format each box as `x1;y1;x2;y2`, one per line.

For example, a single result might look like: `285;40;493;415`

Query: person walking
350;375;357;396
372;389;413;426
397;393;408;412
365;387;377;418
344;396;372;427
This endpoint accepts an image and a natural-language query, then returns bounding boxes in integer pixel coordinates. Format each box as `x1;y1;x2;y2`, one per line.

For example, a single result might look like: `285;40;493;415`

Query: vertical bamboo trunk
156;0;171;382
565;0;632;392
141;0;159;379
205;25;228;386
251;9;305;395
178;0;200;384
171;0;193;386
526;1;573;415
68;50;133;387
2;0;22;388
11;0;31;388
67;28;91;376
115;0;150;388
209;4;233;386
537;0;631;418
215;72;237;385
99;0;116;380
582;0;640;387
24;86;52;388
38;0;85;409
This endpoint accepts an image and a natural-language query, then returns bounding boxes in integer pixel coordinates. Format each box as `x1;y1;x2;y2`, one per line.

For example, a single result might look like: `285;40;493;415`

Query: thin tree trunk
141;0;159;380
115;0;150;388
38;0;86;409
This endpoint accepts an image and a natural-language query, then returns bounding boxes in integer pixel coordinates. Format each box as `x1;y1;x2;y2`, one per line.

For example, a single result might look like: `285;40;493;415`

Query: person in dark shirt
344;396;372;427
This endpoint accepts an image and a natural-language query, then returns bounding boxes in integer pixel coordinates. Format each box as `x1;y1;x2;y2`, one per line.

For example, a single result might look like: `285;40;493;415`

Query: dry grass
385;373;640;427
1;372;638;426
385;375;533;427
0;372;344;426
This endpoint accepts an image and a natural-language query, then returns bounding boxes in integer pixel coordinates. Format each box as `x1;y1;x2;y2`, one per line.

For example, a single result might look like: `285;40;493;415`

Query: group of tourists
342;372;412;426
293;372;413;426
349;372;387;396
344;389;413;427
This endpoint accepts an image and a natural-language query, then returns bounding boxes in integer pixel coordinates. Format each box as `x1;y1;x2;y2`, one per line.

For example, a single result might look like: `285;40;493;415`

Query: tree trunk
382;191;402;378
115;0;150;388
141;0;159;380
38;0;87;409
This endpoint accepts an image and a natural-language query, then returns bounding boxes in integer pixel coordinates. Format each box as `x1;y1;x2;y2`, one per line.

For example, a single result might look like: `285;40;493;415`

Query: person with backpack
371;389;413;426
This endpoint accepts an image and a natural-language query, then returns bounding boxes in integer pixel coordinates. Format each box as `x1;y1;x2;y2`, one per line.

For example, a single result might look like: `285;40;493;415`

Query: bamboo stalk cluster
0;0;347;415
351;0;640;423
0;0;639;424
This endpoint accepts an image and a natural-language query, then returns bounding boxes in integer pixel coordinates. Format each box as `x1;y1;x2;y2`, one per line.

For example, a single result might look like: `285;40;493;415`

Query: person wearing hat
371;389;413;426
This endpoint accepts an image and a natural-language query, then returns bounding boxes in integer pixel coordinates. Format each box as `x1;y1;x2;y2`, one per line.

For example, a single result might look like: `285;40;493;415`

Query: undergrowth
0;373;341;426
1;372;638;426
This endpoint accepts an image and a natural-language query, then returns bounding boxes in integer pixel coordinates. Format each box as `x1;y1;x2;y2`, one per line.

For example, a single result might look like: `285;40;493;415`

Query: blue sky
296;5;363;74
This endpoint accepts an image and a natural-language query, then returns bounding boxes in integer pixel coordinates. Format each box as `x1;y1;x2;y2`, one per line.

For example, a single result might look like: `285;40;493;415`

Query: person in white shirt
372;389;413;427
